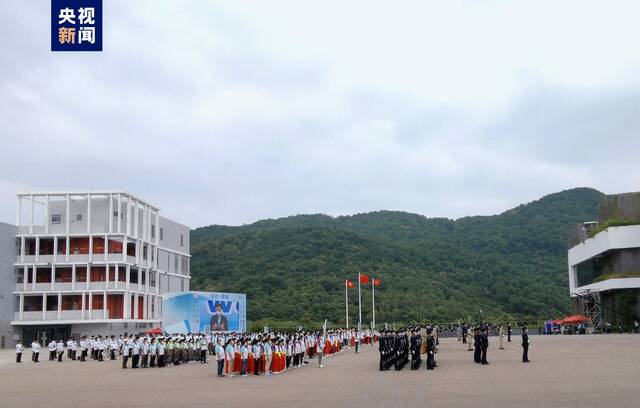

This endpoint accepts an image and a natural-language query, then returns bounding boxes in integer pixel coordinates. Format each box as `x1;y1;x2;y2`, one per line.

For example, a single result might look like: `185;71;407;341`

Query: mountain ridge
190;187;605;328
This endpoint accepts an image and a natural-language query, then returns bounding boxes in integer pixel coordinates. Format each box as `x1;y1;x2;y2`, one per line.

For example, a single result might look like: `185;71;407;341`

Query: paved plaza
0;334;638;408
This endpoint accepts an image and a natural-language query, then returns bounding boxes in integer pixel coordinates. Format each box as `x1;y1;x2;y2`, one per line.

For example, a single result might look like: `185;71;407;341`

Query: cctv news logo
51;0;102;51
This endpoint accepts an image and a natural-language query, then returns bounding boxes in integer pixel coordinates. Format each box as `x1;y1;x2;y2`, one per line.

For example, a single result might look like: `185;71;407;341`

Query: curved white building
568;192;640;326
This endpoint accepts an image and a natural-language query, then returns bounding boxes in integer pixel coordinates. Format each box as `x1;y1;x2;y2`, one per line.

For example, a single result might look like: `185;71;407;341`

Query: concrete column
53;236;58;264
81;292;85;320
104;234;108;262
88;235;93;263
108;193;113;234
57;292;62;320
114;263;119;290
133;201;138;238
105;263;109;288
143;295;147;319
19;293;24;320
35;236;40;263
126;197;132;236
31;265;36;291
134;201;139;238
50;265;55;291
117;193;121;234
42;293;46;320
86;193;91;234
44;195;50;234
71;264;76;290
88;292;93;319
155;212;160;245
86;264;91;291
141;205;147;241
20;237;25;263
29;194;34;235
126;265;130;290
122;236;127;262
103;290;107;319
123;291;127;320
23;265;28;291
65;194;70;235
133;293;139;320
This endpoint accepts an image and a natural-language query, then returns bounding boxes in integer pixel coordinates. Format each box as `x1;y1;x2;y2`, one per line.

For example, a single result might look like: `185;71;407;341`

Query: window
151;225;155;239
181;257;189;275
160;228;164;241
174;255;178;272
180;234;184;247
76;214;83;222
51;214;62;224
180;279;184;292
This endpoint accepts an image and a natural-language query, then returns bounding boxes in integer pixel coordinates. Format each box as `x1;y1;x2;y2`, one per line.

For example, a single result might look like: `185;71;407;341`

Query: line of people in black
378;326;438;372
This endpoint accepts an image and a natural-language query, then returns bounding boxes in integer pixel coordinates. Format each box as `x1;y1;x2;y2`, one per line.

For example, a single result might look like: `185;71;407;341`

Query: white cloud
0;0;639;227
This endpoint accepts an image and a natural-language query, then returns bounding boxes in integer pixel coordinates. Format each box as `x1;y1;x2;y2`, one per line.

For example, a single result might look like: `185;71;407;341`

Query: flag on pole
373;278;381;287
359;274;370;284
346;280;355;288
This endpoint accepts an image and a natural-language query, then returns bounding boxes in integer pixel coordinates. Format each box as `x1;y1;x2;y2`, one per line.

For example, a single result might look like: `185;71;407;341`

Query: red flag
359;274;369;284
373;278;381;287
346;280;355;289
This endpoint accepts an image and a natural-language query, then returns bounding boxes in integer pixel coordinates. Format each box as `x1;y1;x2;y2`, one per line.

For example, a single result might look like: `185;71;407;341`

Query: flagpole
358;273;362;330
372;278;375;329
345;279;349;328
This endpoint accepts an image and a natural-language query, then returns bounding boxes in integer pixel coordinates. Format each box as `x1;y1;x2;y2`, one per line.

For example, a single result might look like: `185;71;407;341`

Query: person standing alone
521;327;530;363
16;340;23;363
480;328;489;365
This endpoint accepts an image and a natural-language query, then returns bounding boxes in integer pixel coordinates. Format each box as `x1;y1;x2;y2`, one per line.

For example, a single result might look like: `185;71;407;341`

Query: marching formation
14;324;532;372
14;328;379;378
378;326;439;372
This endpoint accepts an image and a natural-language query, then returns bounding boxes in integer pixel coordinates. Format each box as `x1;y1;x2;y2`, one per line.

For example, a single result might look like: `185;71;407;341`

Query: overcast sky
1;1;639;227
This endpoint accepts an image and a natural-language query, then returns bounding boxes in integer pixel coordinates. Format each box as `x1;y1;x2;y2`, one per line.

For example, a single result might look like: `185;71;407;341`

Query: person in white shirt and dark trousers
16;341;24;363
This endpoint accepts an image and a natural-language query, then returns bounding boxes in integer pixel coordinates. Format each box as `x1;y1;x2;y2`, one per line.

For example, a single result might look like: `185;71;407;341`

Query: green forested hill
190;188;604;328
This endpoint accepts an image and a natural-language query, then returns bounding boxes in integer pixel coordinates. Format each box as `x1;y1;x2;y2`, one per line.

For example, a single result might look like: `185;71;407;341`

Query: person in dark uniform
521;326;530;363
410;329;421;370
507;324;512;342
462;324;468;344
378;332;387;371
480;328;489;365
473;327;482;363
426;330;436;370
394;331;403;371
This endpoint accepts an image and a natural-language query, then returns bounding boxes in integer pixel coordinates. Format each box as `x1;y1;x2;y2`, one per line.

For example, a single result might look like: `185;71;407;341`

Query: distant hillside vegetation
190;187;604;328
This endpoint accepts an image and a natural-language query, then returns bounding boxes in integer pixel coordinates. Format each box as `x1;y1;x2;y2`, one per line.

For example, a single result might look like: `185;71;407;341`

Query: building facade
0;222;17;348
8;192;190;346
568;192;640;326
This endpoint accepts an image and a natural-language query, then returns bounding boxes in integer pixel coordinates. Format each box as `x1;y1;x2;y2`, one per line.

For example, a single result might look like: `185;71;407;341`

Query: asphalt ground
1;334;638;408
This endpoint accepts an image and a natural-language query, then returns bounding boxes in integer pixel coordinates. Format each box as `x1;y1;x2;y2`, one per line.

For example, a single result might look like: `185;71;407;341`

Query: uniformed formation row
14;329;379;376
378;326;439;371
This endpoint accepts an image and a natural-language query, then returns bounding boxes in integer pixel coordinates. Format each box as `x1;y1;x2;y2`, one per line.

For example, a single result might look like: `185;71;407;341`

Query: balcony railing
14;310;110;321
14;282;155;294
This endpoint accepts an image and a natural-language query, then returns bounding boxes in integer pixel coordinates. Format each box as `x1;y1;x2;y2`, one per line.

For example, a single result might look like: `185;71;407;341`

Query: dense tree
190;188;604;327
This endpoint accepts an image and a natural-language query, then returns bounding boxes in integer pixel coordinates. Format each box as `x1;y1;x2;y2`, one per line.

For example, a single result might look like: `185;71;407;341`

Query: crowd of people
13;328;379;377
378;325;439;372
374;322;531;372
14;323;532;371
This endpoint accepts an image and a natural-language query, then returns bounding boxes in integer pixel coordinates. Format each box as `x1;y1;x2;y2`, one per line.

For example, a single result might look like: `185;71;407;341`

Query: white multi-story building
8;192;190;345
568;192;640;326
